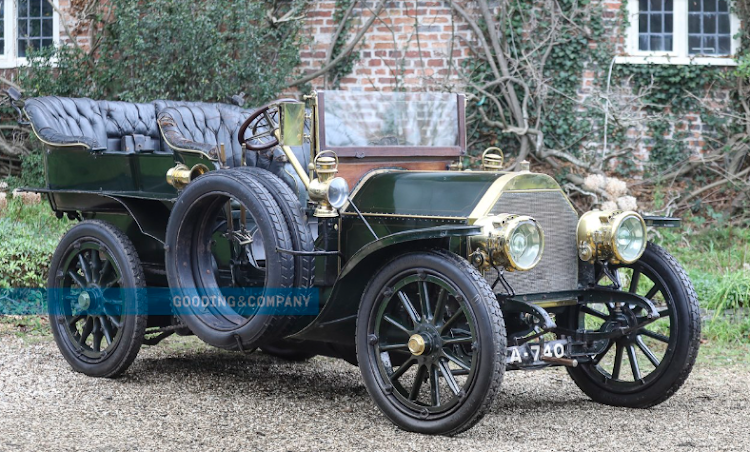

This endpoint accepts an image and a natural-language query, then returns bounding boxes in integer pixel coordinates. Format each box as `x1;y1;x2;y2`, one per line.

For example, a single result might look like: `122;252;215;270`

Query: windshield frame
317;91;467;159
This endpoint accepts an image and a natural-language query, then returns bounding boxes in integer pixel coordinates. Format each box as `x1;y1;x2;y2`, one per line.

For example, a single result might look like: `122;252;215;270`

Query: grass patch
653;225;750;343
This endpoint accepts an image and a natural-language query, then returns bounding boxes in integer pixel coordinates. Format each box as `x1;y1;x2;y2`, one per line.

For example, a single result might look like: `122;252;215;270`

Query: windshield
321;91;460;148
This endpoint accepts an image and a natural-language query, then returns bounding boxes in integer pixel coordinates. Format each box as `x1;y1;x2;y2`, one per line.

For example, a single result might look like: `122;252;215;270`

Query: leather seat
25;96;109;150
25;96;312;198
157;103;251;167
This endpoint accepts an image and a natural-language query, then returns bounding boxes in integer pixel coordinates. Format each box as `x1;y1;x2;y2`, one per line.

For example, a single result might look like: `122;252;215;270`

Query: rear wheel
564;242;701;407
165;169;298;350
48;220;146;378
357;251;505;436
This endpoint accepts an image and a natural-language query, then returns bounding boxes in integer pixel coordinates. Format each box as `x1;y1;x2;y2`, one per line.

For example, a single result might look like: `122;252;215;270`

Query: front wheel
356;250;506;436
563;242;701;407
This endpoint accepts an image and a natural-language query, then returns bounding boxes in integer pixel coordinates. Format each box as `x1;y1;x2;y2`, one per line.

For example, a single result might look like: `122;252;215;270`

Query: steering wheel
238;99;299;151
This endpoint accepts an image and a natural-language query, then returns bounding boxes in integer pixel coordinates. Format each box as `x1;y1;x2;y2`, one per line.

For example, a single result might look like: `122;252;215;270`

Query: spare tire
165;168;298;350
237;167;314;290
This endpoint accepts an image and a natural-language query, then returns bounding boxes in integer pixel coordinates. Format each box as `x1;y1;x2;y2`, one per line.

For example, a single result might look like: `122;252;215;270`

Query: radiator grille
483;190;579;294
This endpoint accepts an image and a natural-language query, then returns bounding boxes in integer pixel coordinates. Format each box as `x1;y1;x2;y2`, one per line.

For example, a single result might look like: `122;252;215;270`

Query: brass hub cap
408;334;427;356
78;291;92;311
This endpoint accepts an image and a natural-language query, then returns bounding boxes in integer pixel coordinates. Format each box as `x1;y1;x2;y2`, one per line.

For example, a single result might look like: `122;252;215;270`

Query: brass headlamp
309;150;349;218
577;210;647;264
469;214;545;272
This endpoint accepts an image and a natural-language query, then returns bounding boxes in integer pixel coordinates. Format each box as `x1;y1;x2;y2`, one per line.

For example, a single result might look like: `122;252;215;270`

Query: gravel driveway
1;334;749;452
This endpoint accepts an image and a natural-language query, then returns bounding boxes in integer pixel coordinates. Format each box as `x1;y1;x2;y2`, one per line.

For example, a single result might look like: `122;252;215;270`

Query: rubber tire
48;220;147;378
565;242;701;408
165;168;297;350
261;339;317;361
356;250;506;436
236;167;314;289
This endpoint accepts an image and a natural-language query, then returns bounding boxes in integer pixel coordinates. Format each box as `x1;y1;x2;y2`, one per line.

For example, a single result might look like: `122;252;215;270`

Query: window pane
688;0;733;55
717;0;728;11
0;1;4;55
638;0;674;51
42;19;52;37
42;0;53;17
30;0;41;17
639;35;649;51
688;35;701;53
650;36;664;51
704;13;716;33
652;14;662;32
688;14;700;33
664;36;673;51
703;36;716;53
19;0;57;56
718;14;730;33
639;13;648;33
717;36;731;54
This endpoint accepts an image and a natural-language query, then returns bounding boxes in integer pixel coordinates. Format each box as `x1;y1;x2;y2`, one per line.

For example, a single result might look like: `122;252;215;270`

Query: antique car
15;89;700;435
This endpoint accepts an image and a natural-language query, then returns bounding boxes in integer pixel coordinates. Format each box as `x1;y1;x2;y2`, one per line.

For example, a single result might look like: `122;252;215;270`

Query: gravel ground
1;334;749;452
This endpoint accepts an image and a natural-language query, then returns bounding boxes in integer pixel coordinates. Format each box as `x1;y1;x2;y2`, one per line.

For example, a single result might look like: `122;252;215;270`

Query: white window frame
616;0;741;66
0;0;60;69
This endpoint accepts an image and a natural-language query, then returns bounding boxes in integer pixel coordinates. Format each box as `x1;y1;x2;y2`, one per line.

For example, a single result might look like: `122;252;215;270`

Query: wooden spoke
636;336;661;368
398;291;421;325
627;345;642;381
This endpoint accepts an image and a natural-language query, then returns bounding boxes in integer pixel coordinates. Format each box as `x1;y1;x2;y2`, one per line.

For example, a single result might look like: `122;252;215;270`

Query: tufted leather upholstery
25;97;109;150
25;96;312;199
157;103;252;167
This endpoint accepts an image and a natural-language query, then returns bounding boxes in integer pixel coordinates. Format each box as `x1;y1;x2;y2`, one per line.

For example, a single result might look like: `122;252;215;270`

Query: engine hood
343;169;562;220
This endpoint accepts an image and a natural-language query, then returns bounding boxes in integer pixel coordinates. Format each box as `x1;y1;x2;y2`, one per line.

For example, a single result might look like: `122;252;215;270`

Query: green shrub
20;0;309;104
0;198;71;288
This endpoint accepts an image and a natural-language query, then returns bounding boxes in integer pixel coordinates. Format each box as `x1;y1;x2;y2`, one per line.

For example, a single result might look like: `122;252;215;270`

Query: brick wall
299;1;472;92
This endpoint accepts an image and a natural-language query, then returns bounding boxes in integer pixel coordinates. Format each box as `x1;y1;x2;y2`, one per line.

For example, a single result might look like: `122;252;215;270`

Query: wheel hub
408;334;428;355
78;291;92;310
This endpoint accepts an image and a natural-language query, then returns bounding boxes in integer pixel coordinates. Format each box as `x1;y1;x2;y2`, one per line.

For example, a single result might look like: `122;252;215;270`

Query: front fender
289;224;481;344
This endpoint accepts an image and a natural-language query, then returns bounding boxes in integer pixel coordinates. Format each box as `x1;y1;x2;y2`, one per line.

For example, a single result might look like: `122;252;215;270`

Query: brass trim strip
468;172;566;222
340;211;467;220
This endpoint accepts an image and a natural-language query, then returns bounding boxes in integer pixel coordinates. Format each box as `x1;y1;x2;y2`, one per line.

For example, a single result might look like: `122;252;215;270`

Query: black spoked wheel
48;220;146;378
357;251;505;436
165;168;299;350
564;242;700;407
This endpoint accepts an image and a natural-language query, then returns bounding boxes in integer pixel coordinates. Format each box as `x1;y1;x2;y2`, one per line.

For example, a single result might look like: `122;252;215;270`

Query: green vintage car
17;89;700;435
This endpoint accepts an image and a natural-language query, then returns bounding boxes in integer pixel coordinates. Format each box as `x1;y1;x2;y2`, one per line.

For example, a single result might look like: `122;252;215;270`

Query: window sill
614;55;738;66
0;57;58;69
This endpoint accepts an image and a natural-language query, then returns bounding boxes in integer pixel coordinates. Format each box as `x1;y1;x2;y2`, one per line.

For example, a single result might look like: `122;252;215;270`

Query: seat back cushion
157;103;252;167
25;96;108;150
98;100;161;152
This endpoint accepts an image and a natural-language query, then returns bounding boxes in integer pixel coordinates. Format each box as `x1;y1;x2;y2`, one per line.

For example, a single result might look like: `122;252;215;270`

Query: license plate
506;339;568;368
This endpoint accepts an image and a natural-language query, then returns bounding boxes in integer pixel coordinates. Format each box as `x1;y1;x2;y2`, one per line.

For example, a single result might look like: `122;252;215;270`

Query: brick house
2;0;744;161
